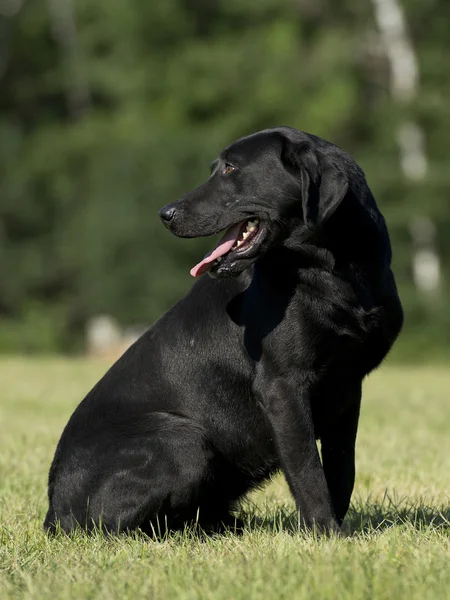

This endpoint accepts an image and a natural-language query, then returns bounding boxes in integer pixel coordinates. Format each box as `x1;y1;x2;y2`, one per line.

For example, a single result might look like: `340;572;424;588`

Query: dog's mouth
190;218;264;277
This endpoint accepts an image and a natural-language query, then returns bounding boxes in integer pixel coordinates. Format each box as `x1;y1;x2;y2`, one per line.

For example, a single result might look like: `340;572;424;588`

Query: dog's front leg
320;382;362;526
256;374;340;534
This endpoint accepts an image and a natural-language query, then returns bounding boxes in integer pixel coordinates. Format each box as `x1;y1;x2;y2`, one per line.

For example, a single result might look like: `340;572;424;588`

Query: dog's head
159;127;358;278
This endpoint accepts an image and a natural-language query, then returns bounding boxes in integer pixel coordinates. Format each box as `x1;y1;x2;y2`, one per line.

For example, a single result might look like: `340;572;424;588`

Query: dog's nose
159;206;176;223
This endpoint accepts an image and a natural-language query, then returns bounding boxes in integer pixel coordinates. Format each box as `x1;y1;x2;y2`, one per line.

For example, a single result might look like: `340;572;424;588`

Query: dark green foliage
0;0;449;356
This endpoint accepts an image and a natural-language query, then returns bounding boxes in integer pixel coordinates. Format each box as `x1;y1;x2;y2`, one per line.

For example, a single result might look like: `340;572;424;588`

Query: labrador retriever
44;127;403;536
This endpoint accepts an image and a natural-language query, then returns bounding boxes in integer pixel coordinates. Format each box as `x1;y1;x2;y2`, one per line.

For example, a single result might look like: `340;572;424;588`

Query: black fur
44;127;403;536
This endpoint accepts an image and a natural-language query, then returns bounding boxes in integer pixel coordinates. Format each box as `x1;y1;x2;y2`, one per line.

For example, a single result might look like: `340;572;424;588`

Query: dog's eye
223;164;236;175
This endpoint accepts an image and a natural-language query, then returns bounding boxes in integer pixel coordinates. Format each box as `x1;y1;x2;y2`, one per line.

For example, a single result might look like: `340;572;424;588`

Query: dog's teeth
215;257;222;263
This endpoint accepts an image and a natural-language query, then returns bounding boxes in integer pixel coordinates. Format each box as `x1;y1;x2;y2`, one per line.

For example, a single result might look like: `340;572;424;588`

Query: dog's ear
282;140;349;230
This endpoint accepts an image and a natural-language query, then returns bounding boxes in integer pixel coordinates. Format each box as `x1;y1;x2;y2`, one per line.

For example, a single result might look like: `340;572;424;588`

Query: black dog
44;127;403;536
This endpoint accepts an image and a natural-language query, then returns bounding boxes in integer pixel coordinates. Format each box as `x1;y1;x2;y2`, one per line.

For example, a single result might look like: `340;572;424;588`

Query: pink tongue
190;222;242;277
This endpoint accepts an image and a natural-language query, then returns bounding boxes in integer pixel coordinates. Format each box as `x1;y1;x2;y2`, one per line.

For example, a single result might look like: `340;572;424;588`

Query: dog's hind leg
45;414;218;536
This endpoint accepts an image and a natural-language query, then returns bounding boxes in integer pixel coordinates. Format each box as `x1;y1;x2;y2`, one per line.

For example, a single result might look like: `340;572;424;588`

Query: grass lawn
0;358;449;599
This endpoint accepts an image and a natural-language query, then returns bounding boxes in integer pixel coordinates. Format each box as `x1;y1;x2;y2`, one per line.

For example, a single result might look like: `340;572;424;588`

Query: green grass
1;359;449;599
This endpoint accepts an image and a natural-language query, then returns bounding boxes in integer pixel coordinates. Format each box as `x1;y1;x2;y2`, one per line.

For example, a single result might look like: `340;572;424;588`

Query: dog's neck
257;243;336;279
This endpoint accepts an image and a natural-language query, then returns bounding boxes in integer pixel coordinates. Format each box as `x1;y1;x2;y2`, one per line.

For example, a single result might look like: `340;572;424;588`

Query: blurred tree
0;0;449;357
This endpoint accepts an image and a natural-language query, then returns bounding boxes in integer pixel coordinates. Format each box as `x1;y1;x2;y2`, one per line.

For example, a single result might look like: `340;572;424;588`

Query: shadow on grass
345;493;450;534
43;495;450;543
240;493;450;536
